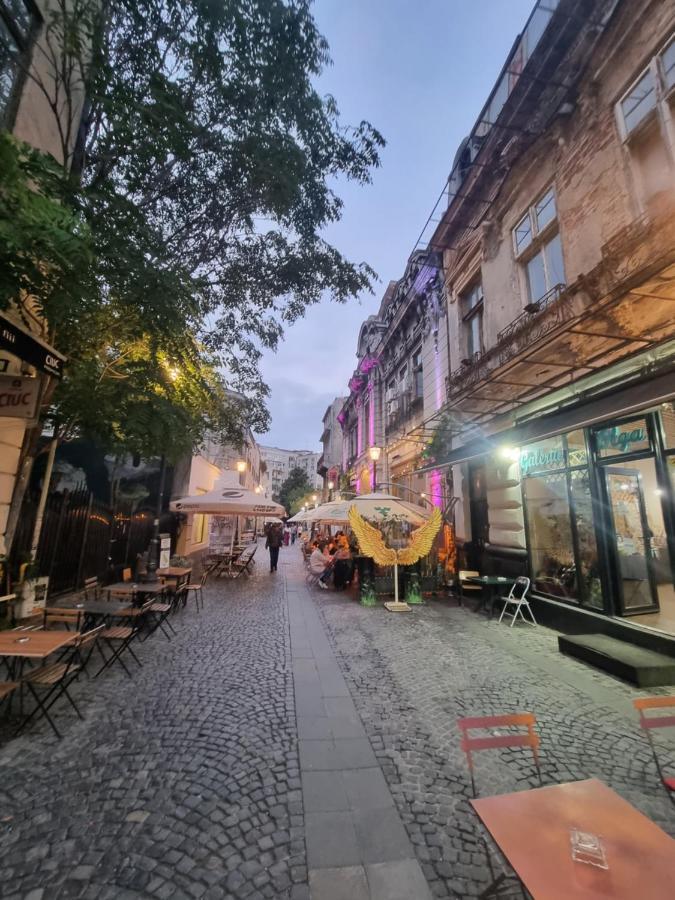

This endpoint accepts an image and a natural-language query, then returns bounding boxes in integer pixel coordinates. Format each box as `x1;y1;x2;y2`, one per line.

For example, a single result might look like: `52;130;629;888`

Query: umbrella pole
384;561;411;612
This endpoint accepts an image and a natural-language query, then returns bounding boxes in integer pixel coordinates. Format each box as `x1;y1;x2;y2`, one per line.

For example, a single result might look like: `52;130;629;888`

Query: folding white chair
498;576;536;626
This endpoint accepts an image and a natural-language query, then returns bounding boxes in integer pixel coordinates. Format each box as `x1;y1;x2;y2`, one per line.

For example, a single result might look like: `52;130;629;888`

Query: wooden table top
471;778;675;899
157;567;191;577
106;581;165;595
0;630;78;659
57;600;135;616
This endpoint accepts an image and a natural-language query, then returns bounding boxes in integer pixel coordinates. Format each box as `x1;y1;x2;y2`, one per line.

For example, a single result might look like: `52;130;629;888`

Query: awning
0;312;66;378
415;366;675;474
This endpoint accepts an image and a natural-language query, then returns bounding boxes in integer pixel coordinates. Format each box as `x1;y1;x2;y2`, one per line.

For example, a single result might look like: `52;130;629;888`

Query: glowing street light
369;446;381;492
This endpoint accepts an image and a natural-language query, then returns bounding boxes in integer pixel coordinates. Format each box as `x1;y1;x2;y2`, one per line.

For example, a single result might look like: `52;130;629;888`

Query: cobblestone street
0;543;673;899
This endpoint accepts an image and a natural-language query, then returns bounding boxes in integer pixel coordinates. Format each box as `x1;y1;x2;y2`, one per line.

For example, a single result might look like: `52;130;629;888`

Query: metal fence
10;484;158;596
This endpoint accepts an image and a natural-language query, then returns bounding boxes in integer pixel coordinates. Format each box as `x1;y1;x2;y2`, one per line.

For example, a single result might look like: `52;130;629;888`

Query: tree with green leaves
1;0;383;551
277;466;311;513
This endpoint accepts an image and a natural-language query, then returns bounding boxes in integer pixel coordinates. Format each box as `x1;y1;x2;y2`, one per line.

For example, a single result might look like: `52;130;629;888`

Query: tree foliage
1;0;383;461
277;466;312;513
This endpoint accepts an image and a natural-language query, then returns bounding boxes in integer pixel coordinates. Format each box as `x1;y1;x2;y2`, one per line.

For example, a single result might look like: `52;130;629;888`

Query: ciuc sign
0;375;40;420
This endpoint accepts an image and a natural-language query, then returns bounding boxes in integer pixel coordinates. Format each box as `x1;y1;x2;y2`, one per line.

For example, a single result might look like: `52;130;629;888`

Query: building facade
419;0;675;643
0;1;88;557
339;255;451;509
258;446;322;498
317;397;346;499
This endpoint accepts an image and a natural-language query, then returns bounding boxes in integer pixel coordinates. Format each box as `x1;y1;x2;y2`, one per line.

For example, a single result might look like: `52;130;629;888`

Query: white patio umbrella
303;493;429;526
170;474;286;556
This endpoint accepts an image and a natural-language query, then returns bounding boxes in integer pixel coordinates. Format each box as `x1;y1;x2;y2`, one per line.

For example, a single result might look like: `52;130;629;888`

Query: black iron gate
10;484;158;596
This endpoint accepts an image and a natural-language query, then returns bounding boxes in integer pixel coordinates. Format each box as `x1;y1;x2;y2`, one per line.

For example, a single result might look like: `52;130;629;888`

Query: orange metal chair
458;712;543;798
633;697;675;805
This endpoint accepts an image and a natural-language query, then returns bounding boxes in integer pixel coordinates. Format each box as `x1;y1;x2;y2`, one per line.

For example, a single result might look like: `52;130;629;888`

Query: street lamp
328;480;334;502
236;459;246;486
369;446;381;492
312;493;318;508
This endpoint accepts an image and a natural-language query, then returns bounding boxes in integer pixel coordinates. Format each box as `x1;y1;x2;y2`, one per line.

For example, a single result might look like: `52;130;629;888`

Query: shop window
192;513;206;545
520;430;600;607
0;0;38;124
594;418;651;459
659;401;675;448
523;471;579;601
460;280;483;360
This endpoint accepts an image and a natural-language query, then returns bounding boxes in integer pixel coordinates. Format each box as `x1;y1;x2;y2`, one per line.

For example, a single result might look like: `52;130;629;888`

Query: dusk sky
256;0;535;451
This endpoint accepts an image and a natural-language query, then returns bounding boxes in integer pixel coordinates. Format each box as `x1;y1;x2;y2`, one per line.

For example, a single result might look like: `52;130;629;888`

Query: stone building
0;2;89;557
317;397;346;499
419;0;675;642
339;252;451;509
258;446;322;498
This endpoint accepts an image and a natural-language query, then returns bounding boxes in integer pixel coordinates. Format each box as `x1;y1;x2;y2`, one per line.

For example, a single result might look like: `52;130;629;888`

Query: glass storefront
521;431;601;608
518;404;675;635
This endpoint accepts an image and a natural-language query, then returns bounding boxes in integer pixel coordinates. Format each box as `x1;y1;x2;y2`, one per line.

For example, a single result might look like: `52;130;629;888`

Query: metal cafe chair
458;712;543;798
458;712;543;899
95;599;154;678
497;577;537;627
458;570;483;608
633;697;675;806
185;571;208;611
16;627;104;739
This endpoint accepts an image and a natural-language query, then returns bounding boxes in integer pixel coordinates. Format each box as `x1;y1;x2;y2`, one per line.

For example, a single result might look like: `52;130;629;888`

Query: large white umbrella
303;493;429;526
170;486;285;517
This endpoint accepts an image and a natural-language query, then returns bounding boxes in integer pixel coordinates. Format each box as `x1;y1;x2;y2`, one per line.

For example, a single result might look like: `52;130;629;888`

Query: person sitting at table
332;536;352;590
310;541;332;590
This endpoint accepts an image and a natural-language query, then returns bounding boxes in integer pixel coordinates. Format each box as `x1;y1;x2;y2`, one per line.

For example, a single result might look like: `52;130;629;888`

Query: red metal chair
633;697;675;806
458;712;543;798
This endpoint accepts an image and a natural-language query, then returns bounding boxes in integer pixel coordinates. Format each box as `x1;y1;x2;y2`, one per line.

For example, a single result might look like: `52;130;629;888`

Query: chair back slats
78;624;105;648
640;715;675;730
459;570;480;581
457;711;542;796
634;696;675;711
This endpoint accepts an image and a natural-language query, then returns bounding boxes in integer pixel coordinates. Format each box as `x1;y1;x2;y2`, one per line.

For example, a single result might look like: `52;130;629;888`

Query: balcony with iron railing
447;283;570;400
386;390;425;437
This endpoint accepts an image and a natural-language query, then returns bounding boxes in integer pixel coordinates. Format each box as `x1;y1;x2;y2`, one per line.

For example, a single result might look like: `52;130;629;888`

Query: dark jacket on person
266;527;283;549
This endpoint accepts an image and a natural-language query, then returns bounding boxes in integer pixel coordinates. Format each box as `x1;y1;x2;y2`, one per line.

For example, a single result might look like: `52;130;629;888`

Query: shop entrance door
604;467;659;614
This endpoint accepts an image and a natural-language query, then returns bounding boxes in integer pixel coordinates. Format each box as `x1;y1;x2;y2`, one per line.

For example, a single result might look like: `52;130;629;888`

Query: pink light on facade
430;468;443;508
359;354;380;374
368;382;375;448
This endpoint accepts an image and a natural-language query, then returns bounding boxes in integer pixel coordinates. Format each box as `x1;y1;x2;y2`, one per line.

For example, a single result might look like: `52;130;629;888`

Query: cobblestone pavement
0;559;307;900
316;586;675;899
1;544;674;900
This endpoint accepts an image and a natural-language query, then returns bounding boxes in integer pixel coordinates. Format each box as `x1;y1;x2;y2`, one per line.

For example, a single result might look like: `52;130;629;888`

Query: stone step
559;633;675;687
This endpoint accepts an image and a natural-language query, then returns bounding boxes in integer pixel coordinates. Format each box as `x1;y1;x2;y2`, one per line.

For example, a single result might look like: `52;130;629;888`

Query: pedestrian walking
291;525;297;545
266;523;283;572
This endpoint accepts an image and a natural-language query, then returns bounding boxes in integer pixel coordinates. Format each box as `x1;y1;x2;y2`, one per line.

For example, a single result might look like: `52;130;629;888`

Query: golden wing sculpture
397;506;442;565
348;505;442;566
348;506;397;566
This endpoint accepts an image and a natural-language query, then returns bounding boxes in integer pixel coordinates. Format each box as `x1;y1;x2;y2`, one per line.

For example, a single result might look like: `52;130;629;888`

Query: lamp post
312;494;318;508
369;446;381;492
145;454;167;583
328;480;334;502
236;459;246;486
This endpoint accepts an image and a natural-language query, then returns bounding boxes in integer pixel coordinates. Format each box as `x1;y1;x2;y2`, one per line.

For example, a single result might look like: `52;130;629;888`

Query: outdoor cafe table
57;598;137;628
0;630;81;713
105;581;166;604
471;778;675;900
465;575;516;619
157;566;191;588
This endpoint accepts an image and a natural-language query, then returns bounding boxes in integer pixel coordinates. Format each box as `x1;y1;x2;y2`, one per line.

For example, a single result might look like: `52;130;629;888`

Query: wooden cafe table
471;778;675;899
0;630;80;713
157;567;192;588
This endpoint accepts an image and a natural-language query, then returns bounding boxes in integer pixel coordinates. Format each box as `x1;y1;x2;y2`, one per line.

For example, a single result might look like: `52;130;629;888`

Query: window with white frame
459;280;484;359
513;188;565;304
615;35;675;209
0;1;38;125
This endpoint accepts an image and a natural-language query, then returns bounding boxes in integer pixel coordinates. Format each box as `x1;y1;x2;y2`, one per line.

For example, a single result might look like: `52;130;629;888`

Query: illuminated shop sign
595;421;649;457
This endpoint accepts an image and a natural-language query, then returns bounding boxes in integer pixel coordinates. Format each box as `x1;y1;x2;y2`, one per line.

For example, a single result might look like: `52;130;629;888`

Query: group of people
308;532;354;591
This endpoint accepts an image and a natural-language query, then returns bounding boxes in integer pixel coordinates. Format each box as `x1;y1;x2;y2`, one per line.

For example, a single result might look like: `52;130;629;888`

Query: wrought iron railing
447;283;571;398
